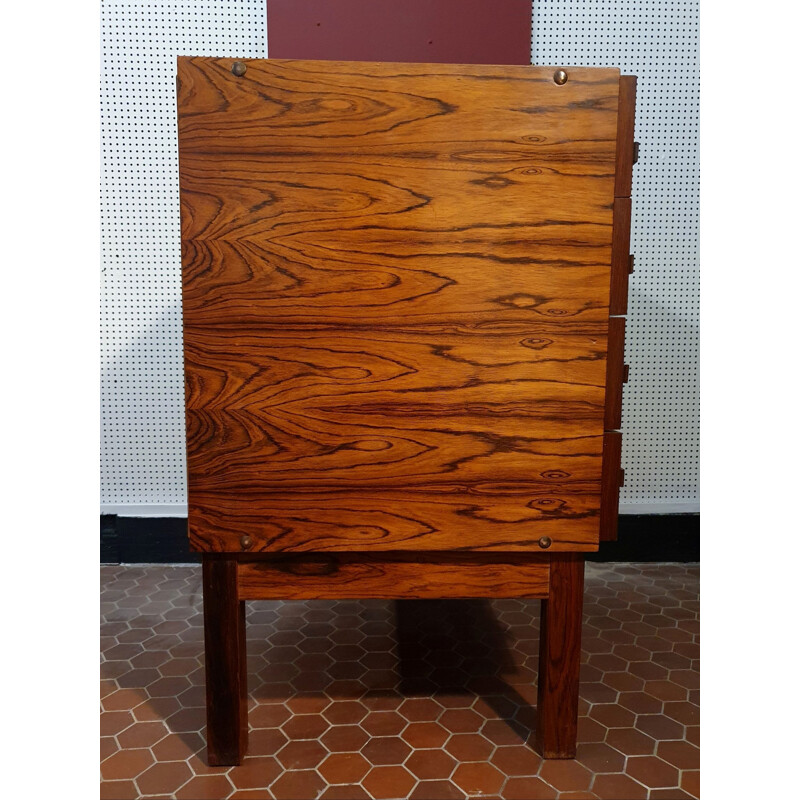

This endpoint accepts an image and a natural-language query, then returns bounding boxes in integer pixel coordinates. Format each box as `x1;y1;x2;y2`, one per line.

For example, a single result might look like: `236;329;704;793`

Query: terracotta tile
250;703;292;730
323;700;368;725
589;704;635;729
649;790;695;799
269;770;325;800
100;780;140;799
681;770;700;798
685;725;700;747
670;670;700;691
602;672;645;692
605;727;656;756
319;752;371;784
440;708;484;733
591;773;648;799
402;721;450;749
101;749;155;781
405;750;458;780
644;680;688;702
361;710;407;737
559;793;598;800
635;714;684;741
276;739;328;770
101;736;119;762
362;737;412;767
618;692;663;715
101;710;135;737
502;776;558;799
281;713;330;740
663;701;699;726
117;720;169;749
444;733;494;762
226;756;283;791
285;694;331;714
249;728;290;756
152;732;205;762
656;740;700;770
362;765;417;799
103;688;146;712
175;775;235;799
409;780;464;799
576;716;607;744
628;662;669;681
136;761;194;795
490;744;542;777
316;724;367;753
539;760;592;792
625;756;680;789
399;698;443;722
575;742;625;773
319;785;371;799
580;682;619;704
229;790;274;799
452;762;505;795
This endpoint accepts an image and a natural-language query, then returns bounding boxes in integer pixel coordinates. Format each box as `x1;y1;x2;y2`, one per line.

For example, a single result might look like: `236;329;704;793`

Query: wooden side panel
178;59;621;553
604;317;626;431
238;553;549;599
600;431;623;542
614;76;638;198
610;197;632;316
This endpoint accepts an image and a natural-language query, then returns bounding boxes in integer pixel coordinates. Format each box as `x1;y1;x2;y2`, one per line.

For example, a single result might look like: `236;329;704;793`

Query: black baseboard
100;514;698;565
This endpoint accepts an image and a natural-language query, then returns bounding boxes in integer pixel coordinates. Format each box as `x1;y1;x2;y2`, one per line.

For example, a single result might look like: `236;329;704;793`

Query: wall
100;0;699;516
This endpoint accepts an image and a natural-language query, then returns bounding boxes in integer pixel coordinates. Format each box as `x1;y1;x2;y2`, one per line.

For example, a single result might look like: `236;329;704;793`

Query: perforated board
532;0;699;511
100;0;698;515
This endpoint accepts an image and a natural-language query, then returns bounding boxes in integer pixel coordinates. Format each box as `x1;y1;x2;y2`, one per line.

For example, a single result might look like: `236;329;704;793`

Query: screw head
553;69;568;85
232;61;247;77
240;534;253;549
538;536;553;549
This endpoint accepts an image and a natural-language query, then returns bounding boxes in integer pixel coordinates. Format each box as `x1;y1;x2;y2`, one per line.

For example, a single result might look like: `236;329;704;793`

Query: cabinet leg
203;555;248;766
535;554;584;758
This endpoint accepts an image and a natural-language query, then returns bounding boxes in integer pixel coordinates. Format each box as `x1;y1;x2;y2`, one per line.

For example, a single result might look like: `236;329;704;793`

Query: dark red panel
267;0;532;65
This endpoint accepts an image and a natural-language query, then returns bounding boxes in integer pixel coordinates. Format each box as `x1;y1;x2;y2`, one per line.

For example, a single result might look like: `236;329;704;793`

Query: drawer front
238;554;550;600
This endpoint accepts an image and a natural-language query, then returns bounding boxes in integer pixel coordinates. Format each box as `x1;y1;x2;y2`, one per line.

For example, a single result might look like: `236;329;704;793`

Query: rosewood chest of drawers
176;57;636;764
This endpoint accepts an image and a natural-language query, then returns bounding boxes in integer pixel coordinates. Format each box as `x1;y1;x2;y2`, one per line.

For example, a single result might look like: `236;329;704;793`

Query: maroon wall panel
267;0;532;65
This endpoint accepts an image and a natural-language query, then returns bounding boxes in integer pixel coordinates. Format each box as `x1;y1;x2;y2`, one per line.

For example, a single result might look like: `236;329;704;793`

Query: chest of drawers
177;57;636;764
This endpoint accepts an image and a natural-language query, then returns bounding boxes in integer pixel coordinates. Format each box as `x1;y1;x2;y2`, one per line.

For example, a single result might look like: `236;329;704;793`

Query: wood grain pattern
177;58;622;553
535;553;584;758
237;553;549;599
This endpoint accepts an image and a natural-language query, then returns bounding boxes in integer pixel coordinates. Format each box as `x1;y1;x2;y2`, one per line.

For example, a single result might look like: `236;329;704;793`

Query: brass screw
538;536;552;549
240;534;253;549
553;69;568;85
232;61;247;77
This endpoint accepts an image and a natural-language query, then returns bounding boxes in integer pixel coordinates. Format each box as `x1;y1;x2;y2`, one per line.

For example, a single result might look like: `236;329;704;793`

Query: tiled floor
101;562;699;799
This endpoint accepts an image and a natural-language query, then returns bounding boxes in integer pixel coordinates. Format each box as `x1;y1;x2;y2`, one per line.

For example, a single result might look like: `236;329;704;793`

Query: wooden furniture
177;57;636;765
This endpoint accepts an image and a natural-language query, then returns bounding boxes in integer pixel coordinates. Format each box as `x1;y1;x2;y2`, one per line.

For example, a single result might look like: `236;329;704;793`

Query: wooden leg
203;555;248;766
535;554;584;758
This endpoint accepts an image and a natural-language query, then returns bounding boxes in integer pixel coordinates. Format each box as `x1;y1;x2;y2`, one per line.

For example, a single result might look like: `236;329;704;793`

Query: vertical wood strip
614;75;638;198
604;317;627;431
600;431;623;542
535;554;585;758
202;555;248;765
610;197;632;315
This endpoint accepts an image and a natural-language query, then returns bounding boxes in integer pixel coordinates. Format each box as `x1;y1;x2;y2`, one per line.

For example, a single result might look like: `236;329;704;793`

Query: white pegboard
100;1;267;511
101;0;698;514
533;0;699;511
